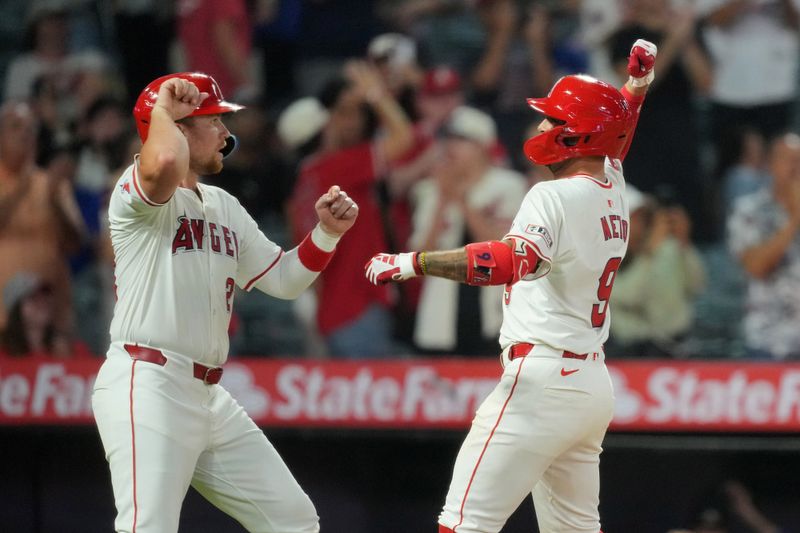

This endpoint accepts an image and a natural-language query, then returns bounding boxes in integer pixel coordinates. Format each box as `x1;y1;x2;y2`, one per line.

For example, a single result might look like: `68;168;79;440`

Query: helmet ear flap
220;135;239;159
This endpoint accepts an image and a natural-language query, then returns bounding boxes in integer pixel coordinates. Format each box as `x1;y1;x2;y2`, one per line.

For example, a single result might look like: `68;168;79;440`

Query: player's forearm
255;225;340;298
254;248;320;299
419;248;468;282
139;106;189;201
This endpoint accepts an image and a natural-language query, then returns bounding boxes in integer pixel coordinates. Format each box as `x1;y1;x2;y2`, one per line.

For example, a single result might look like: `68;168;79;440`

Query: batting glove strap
364;252;421;285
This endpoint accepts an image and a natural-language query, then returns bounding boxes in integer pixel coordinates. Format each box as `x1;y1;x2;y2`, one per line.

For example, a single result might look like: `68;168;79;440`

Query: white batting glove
627;39;657;87
364;252;420;285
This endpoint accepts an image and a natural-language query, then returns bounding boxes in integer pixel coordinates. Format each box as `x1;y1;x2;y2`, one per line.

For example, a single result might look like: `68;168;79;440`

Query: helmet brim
192;100;245;116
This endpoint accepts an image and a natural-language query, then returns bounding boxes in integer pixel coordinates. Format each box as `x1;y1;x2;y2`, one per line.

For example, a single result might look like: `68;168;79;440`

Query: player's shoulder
109;163;136;202
199;183;239;204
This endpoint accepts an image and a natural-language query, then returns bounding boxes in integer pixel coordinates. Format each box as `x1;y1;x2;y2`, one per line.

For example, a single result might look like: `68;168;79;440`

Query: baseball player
365;39;657;533
92;72;358;533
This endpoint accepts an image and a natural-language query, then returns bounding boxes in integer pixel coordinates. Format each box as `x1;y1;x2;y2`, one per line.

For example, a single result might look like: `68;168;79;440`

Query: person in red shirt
286;61;413;357
177;0;255;98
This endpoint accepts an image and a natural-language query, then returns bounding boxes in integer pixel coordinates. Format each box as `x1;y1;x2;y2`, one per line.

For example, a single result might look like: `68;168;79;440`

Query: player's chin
204;156;224;175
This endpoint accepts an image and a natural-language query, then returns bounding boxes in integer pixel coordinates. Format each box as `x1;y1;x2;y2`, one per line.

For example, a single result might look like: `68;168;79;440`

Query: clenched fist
627;39;657;87
364;252;421;285
316;185;359;236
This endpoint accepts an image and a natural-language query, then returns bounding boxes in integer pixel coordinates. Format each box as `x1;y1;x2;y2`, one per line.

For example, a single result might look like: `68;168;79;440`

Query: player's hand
627;39;657;87
154;78;209;121
365;252;420;285
316;185;359;236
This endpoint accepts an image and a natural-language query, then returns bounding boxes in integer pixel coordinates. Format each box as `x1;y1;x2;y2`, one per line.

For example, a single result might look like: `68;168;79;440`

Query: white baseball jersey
499;157;629;353
108;157;282;366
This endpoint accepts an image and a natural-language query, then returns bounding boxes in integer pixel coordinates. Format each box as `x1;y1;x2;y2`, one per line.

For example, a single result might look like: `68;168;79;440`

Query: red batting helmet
523;74;632;166
132;72;244;142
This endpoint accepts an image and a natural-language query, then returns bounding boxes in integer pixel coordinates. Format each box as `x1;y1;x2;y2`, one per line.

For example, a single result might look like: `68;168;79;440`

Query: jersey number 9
591;257;622;328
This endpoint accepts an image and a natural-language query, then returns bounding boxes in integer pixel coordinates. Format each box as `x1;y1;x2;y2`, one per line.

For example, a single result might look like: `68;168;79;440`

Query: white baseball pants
438;344;614;533
92;344;319;533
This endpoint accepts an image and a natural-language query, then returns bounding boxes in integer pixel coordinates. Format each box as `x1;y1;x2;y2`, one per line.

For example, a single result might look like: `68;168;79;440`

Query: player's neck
549;157;606;182
180;174;200;193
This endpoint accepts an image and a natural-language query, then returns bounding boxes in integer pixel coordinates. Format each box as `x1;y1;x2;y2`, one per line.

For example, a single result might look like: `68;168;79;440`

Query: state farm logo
609;366;800;428
225;364;497;425
0;363;95;419
220;363;270;417
609;367;642;424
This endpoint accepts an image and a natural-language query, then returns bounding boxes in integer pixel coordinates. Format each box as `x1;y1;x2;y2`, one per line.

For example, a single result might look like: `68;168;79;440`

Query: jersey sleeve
108;158;169;226
503;186;562;279
234;201;285;291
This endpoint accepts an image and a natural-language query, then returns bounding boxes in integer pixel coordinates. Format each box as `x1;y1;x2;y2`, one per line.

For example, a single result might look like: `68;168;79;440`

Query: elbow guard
465;241;515;286
465;238;543;286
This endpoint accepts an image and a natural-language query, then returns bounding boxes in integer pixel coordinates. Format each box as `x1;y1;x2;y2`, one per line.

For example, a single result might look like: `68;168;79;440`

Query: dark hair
1;300;55;357
317;76;378;142
84;95;126;124
714;127;760;181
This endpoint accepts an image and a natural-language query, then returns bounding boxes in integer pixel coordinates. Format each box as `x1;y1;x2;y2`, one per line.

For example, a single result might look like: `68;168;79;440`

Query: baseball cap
625;184;648;213
2;272;48;313
421;66;462;96
444;106;497;147
276;97;330;151
367;33;417;69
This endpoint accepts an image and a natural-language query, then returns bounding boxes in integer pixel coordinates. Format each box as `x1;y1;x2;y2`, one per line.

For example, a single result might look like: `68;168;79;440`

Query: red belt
508;342;588;362
123;344;224;385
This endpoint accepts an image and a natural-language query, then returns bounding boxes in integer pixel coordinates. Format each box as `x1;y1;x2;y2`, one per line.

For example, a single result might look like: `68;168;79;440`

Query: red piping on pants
452;357;526;532
129;360;138;532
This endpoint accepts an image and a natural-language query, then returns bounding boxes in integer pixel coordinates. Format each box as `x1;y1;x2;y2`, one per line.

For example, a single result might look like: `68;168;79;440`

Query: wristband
628;71;654;88
298;225;339;271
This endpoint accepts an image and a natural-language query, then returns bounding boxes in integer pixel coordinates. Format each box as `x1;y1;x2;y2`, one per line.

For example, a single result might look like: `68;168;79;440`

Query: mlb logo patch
524;224;553;247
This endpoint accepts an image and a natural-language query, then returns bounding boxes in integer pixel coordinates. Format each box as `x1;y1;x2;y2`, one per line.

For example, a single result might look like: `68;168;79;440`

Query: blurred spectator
607;186;706;358
0;101;84;337
4;4;112;102
0;272;93;359
176;0;257;99
579;0;624;82
715;127;769;213
74;97;129;215
609;0;715;240
727;132;800;359
367;32;421;121
409;106;526;354
113;0;173;107
697;0;800;148
285;61;414;358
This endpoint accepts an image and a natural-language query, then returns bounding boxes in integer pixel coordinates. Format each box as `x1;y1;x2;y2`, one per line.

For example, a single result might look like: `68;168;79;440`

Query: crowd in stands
1;0;799;361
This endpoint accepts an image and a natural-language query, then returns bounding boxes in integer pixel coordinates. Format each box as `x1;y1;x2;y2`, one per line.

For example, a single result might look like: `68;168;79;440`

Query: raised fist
627;39;657;87
364;252;420;285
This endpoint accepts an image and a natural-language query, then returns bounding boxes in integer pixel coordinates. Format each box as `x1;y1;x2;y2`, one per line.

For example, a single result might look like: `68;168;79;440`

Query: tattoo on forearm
421;248;468;282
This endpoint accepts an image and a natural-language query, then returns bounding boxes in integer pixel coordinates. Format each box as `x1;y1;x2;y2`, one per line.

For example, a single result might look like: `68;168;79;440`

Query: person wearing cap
285;61;414;358
605;186;706;358
0;271;92;359
92;72;359;533
408;106;526;354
